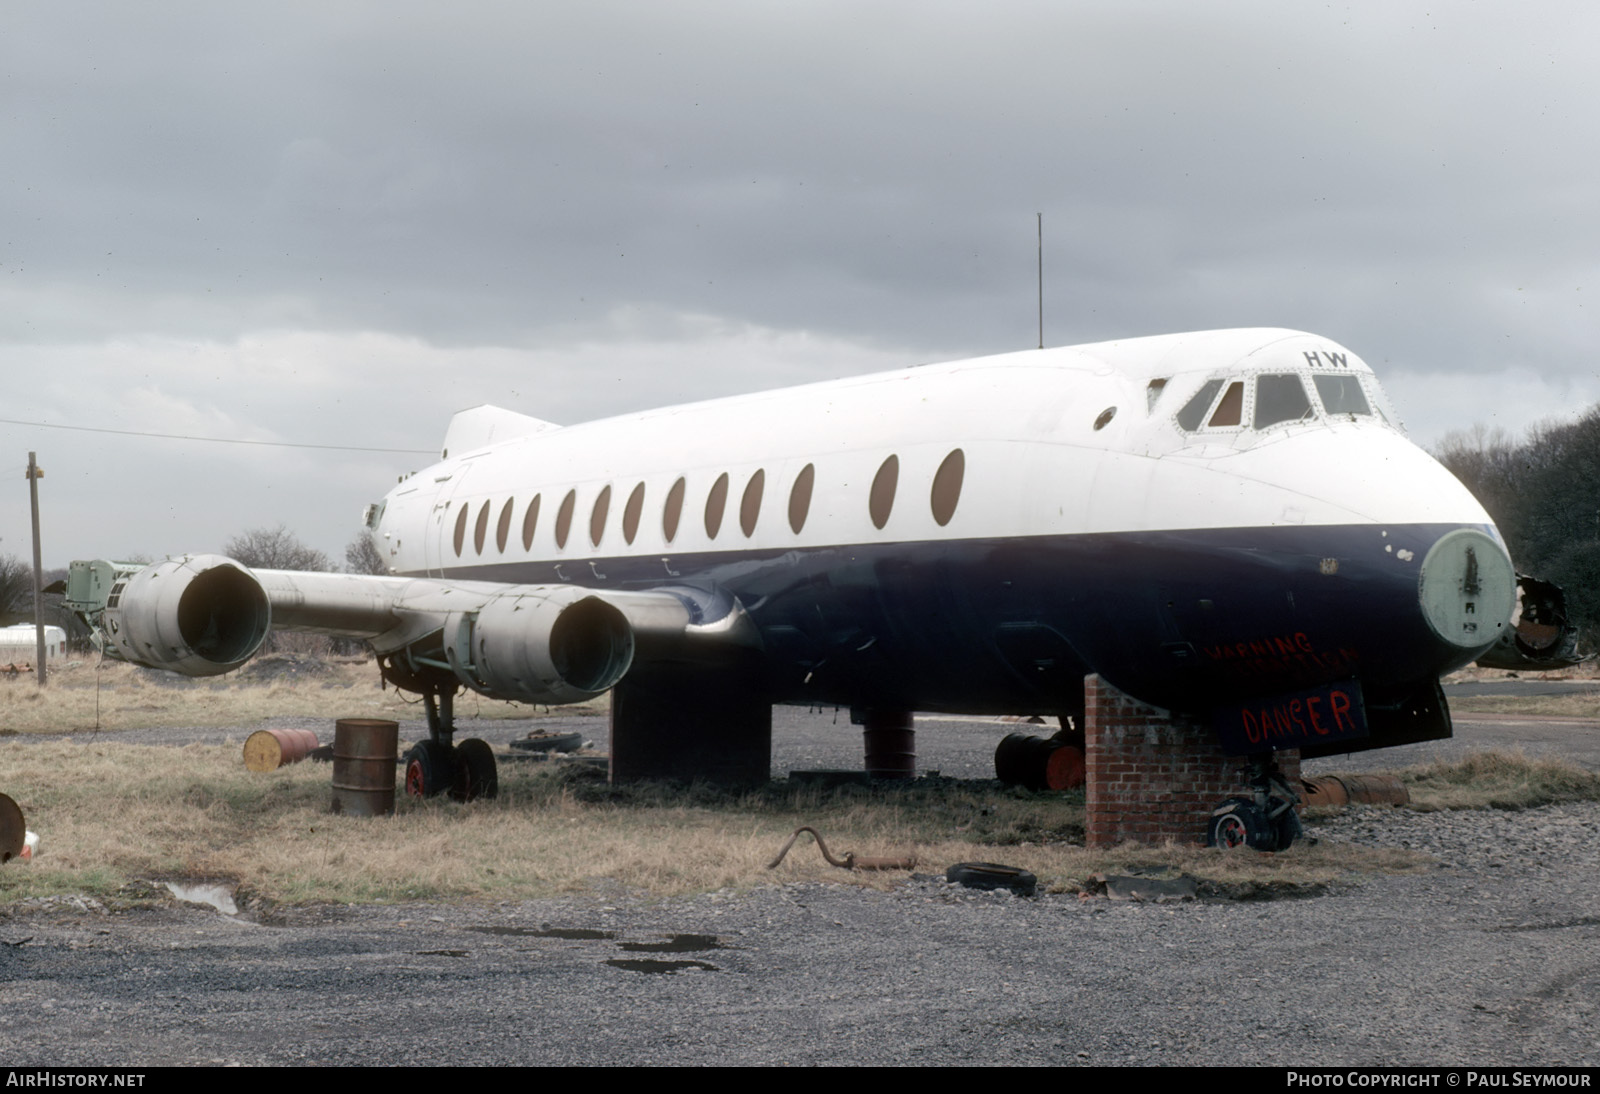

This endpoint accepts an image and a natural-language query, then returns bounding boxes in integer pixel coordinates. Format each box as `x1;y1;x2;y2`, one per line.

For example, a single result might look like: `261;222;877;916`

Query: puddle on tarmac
163;882;238;916
413;949;469;957
464;926;617;940
616;934;724;954
605;958;719;975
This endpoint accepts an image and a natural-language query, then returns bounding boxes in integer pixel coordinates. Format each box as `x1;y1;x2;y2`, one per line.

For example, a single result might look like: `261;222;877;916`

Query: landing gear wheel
452;738;499;802
404;740;456;798
1271;803;1303;851
1207;797;1274;850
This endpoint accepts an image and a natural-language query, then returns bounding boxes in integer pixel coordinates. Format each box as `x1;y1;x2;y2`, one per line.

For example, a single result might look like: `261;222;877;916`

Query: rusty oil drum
330;719;398;817
1336;774;1410;806
1299;774;1408;808
862;710;916;779
243;728;321;772
994;733;1086;791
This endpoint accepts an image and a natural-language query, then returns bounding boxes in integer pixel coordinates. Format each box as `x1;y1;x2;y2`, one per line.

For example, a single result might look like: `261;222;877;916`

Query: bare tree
223;525;331;572
0;554;34;625
344;531;388;575
1435;404;1600;649
219;527;335;656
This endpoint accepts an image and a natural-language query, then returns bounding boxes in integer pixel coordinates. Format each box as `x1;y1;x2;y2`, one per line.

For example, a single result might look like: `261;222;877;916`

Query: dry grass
4;664;1579;908
1397;749;1600;811
1445;693;1600;719
0;658;601;734
0;739;1433;908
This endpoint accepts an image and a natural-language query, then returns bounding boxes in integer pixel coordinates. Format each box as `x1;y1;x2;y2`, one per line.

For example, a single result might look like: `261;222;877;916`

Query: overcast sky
4;2;1598;566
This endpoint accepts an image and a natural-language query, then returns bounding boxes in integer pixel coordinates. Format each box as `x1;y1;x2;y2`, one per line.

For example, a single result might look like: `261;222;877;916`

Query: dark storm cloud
8;2;1589;352
3;2;1598;560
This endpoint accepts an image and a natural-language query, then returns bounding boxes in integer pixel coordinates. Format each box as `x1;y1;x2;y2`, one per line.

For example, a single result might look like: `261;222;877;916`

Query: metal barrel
1300;775;1350;808
1043;743;1085;790
995;733;1085;791
1336;774;1410;806
242;728;321;772
0;794;23;864
330;719;398;817
862;710;916;779
1299;774;1408;808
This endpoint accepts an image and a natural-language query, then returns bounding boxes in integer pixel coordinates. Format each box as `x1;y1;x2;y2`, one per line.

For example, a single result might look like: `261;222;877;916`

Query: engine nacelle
444;588;634;704
79;555;272;676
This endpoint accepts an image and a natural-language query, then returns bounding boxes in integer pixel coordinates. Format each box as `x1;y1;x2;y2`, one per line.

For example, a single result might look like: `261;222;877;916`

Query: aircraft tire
404;740;456;799
452;739;499;802
1270;803;1303;851
1207;797;1274;851
945;862;1038;897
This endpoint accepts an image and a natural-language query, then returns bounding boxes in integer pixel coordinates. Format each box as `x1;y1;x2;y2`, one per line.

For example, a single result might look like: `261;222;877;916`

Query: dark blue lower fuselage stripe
423;522;1492;715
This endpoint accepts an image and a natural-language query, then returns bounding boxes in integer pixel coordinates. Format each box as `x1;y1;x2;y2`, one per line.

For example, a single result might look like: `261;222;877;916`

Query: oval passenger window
740;470;764;537
496;498;514;553
473;501;491;555
589;485;611;547
930;449;964;527
622;482;645;545
555;490;576;549
663;477;686;543
869;455;899;530
788;463;815;534
521;494;541;551
704;473;730;539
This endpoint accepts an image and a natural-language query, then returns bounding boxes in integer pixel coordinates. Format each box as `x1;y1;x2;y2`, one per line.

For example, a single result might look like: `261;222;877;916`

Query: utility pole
26;452;45;686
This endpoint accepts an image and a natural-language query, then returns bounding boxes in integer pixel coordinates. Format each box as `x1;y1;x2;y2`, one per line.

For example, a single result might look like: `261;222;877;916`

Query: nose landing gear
1207;757;1302;851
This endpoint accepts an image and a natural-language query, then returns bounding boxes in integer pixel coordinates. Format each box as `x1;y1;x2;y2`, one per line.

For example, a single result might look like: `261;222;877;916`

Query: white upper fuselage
372;328;1490;577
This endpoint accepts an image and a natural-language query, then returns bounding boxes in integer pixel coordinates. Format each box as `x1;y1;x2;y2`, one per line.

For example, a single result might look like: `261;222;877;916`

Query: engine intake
74;555;272;676
445;589;634;704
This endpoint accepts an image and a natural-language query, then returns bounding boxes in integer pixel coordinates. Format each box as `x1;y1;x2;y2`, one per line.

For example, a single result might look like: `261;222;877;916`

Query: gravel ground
1;704;1597;1066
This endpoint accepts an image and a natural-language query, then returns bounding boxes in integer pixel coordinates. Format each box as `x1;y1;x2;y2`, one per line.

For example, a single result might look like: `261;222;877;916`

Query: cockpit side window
1313;374;1372;417
1176;379;1224;431
1209;381;1245;427
1254;374;1313;428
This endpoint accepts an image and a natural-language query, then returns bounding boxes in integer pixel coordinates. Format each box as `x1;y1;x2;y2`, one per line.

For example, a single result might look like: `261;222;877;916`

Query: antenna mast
1037;213;1043;350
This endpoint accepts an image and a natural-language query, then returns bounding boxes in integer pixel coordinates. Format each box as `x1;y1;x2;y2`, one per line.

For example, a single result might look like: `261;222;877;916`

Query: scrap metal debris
1087;869;1198;903
1477;574;1586;670
766;825;918;871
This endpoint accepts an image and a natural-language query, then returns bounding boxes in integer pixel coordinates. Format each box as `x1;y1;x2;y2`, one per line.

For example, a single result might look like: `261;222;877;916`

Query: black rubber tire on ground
404;740;456;799
945;862;1038;897
1207;796;1275;850
507;732;585;754
452;738;499;802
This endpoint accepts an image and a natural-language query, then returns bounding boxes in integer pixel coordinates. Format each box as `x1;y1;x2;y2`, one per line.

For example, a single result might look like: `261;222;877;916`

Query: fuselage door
420;464;474;578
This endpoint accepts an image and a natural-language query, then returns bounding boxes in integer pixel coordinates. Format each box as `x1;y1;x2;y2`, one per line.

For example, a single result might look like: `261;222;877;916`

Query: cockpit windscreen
1254;374;1314;428
1313;374;1372;416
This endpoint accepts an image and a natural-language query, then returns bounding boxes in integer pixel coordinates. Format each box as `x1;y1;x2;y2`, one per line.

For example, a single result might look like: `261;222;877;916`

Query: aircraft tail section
440;405;561;459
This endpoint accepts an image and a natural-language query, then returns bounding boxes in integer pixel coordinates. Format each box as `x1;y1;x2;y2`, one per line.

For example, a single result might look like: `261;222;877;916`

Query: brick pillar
1084;674;1301;848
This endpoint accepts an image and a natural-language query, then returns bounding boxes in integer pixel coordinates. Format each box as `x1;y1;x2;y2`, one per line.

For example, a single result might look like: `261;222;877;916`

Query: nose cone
1418;528;1516;656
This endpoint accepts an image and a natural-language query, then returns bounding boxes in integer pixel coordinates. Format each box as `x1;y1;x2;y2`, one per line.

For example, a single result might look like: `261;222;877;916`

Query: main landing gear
1206;756;1302;852
402;684;499;802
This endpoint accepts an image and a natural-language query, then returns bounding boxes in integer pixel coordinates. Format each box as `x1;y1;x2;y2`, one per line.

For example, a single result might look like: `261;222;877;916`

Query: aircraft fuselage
366;328;1512;731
